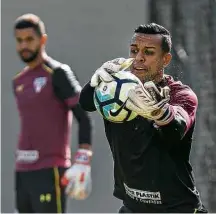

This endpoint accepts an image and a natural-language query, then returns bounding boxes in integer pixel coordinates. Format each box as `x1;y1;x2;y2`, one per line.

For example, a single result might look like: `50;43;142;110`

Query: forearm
156;105;194;141
79;82;96;112
78;115;92;147
71;104;93;149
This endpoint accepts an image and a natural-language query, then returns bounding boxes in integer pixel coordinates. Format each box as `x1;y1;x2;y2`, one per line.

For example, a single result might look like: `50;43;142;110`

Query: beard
143;71;163;83
19;47;40;63
131;70;163;84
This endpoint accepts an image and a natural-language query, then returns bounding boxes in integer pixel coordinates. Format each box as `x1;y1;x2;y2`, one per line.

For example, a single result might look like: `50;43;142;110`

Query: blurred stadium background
1;0;216;212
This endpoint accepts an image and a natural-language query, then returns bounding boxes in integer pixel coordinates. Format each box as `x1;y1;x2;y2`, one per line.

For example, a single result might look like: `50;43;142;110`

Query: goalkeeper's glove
90;58;134;87
126;81;174;125
61;149;92;200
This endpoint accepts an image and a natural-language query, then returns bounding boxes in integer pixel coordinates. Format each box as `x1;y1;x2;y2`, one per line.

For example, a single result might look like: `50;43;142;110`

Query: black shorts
15;167;67;213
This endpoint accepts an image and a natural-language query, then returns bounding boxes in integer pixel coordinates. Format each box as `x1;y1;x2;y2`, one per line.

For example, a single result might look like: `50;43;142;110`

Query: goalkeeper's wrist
154;104;174;126
74;149;93;165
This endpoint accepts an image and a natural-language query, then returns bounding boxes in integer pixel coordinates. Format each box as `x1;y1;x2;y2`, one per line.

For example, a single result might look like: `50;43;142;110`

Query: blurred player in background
12;14;93;213
79;23;208;213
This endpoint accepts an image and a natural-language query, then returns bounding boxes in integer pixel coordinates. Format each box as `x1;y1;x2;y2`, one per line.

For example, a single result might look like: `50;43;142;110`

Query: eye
16;38;22;43
130;49;138;54
26;37;34;42
144;50;155;55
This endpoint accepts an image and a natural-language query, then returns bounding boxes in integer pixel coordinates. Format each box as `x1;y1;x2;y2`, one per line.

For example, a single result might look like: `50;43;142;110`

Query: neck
27;51;48;69
153;69;164;84
143;70;164;84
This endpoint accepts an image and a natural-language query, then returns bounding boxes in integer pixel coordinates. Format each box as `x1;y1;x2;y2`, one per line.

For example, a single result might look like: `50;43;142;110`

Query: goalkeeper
78;23;208;213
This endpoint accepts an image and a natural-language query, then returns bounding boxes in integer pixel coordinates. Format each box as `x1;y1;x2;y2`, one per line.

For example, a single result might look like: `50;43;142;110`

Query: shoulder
164;75;196;96
45;57;81;90
42;57;68;73
13;67;29;82
43;57;75;77
164;75;198;106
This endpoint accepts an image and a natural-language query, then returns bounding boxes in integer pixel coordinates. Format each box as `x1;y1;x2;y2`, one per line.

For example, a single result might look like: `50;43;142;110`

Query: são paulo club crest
33;77;47;93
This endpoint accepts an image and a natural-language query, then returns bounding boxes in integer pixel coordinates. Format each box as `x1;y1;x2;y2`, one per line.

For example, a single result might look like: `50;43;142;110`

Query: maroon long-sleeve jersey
13;57;87;171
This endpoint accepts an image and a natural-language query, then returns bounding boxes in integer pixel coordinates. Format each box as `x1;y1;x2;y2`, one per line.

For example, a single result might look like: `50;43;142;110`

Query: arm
52;64;92;150
156;87;198;141
79;81;96;112
71;104;92;150
126;81;198;142
53;65;93;200
79;58;133;112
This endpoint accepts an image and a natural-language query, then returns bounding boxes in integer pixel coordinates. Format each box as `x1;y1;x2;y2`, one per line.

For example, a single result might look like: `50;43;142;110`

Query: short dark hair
14;14;46;37
134;23;172;53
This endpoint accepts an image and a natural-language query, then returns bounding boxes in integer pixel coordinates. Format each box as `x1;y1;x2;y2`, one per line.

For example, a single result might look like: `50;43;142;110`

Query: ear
163;53;172;68
41;34;48;46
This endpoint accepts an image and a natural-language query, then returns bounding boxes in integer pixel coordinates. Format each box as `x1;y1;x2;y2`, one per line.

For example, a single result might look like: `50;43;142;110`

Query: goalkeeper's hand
126;81;174;125
90;58;134;87
61;149;92;200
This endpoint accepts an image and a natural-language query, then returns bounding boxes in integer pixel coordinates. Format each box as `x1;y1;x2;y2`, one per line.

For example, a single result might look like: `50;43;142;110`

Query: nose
135;51;145;62
20;41;29;49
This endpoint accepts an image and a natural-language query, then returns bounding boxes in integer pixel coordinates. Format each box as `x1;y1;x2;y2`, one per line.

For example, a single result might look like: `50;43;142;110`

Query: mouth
20;52;33;59
132;66;148;72
20;50;32;54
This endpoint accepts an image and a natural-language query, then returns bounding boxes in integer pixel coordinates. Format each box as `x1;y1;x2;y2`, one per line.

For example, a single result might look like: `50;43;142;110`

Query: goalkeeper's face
15;28;46;63
129;33;171;83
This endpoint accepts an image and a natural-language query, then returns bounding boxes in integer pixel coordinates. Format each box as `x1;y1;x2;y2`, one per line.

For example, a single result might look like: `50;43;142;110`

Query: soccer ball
93;71;142;123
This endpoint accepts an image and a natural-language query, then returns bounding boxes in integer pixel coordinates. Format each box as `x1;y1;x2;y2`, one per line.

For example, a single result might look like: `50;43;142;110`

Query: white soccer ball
93;70;142;123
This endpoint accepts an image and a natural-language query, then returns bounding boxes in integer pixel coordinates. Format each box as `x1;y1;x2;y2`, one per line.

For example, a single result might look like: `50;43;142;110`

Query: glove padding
61;149;92;200
90;58;134;87
126;81;174;125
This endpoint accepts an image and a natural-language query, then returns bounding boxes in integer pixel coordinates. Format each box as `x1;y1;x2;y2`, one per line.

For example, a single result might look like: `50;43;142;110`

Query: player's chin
131;71;145;83
21;56;34;63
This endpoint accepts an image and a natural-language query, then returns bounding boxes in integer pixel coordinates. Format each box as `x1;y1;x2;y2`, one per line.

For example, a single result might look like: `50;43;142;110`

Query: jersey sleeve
71;104;92;145
79;81;97;112
156;86;198;141
52;65;93;145
52;64;82;108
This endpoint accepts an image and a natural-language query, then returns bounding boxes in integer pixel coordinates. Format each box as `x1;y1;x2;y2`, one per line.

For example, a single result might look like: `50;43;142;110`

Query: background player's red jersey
13;57;87;171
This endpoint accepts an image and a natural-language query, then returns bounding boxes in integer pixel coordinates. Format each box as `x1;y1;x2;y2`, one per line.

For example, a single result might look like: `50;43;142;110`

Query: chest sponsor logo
124;183;162;204
33;77;47;93
16;84;24;92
